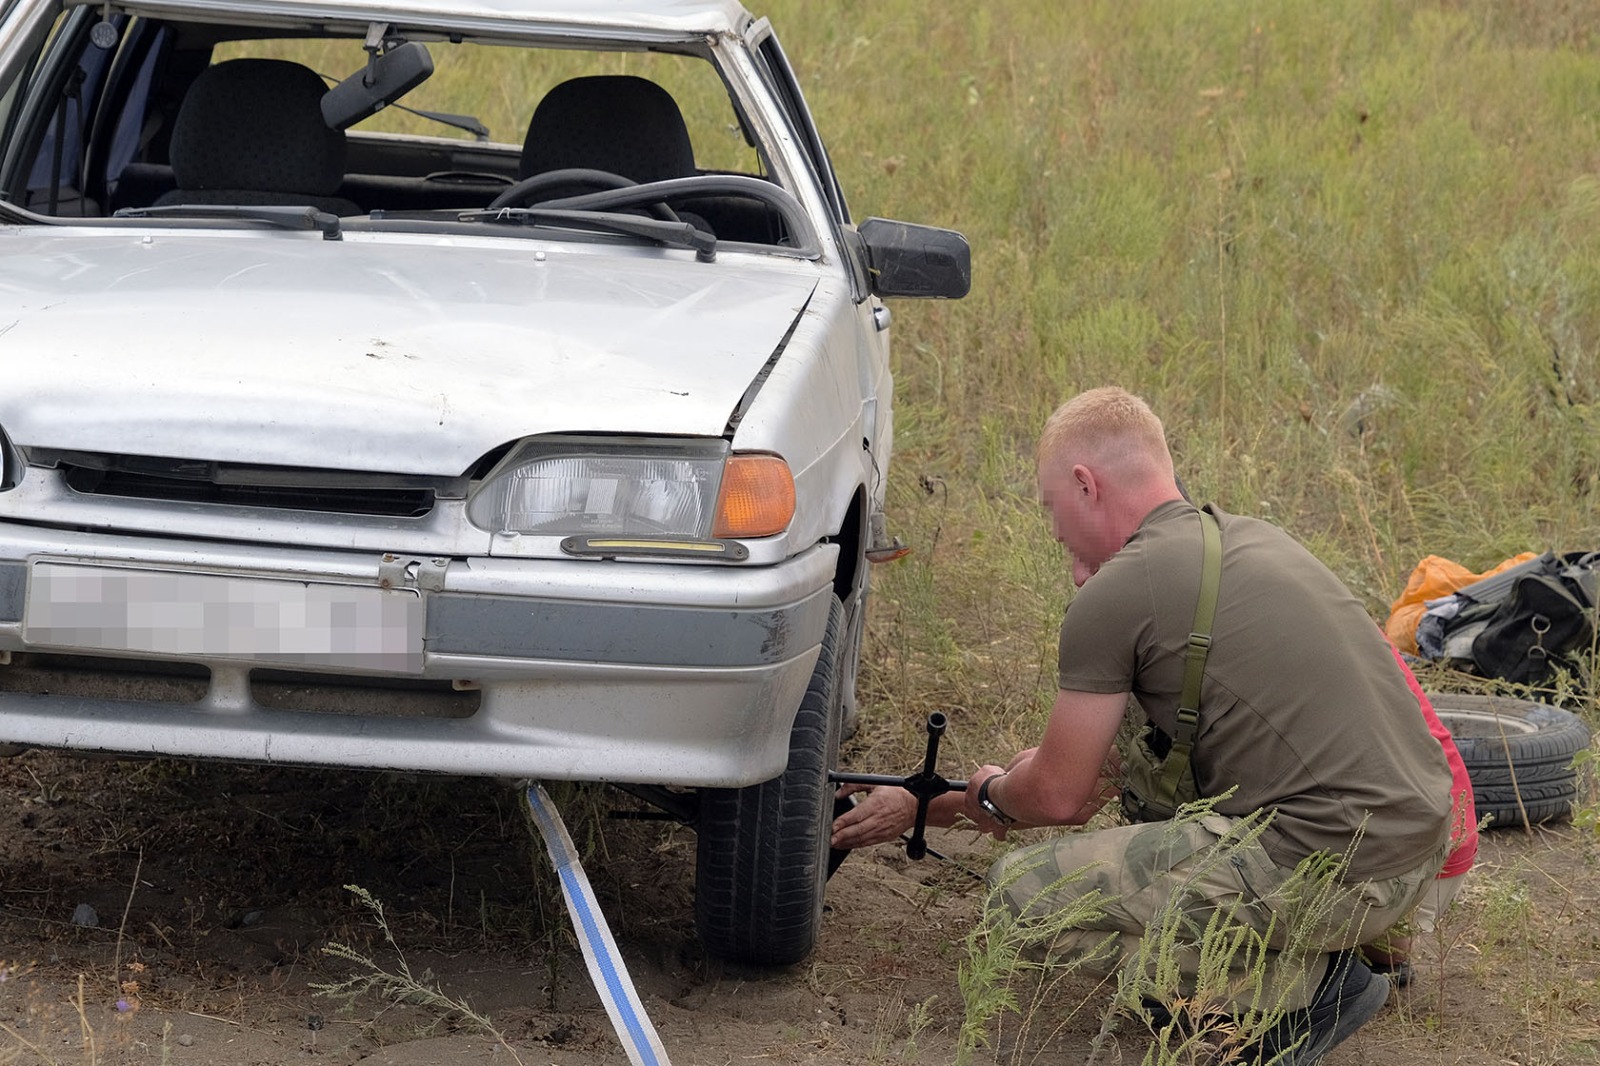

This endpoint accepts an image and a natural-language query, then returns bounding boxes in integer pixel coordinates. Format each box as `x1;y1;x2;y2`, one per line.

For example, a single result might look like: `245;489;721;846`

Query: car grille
54;454;450;519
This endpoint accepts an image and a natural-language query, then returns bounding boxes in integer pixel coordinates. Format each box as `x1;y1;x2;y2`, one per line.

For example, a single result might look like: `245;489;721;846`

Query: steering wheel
486;167;679;223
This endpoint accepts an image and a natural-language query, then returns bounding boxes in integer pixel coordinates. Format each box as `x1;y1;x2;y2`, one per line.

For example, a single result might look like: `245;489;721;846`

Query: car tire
1473;780;1579;828
695;594;843;966
1428;692;1591;827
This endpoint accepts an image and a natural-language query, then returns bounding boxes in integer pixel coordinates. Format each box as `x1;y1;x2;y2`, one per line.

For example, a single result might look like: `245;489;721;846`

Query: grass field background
738;0;1600;758
772;9;1600;1056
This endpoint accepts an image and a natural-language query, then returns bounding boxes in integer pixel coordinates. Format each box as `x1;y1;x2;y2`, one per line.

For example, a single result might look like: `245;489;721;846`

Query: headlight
467;437;795;541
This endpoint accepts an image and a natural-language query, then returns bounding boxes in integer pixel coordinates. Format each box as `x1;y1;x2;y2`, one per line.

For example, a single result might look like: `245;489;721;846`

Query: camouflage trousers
988;813;1446;1011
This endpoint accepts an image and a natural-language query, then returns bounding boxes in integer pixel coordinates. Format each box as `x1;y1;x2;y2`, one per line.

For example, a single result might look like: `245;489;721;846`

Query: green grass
710;0;1600;737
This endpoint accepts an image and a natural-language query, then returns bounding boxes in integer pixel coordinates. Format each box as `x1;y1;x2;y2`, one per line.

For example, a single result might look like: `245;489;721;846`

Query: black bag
1465;552;1598;686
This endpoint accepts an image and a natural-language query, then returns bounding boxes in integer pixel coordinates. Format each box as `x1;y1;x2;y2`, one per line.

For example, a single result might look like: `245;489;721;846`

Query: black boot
1253;951;1389;1065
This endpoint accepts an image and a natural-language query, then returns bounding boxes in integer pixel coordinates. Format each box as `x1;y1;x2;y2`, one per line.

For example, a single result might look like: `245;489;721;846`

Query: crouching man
833;387;1452;1064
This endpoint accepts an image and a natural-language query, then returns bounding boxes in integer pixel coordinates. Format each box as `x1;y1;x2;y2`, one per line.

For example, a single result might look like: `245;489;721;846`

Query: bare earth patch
2;752;1596;1065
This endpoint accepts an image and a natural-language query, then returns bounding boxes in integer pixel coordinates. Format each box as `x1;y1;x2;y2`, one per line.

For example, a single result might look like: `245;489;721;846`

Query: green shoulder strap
1153;507;1221;810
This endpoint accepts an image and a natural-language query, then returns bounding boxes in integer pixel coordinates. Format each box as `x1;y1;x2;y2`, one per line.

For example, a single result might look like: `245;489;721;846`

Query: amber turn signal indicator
713;454;795;538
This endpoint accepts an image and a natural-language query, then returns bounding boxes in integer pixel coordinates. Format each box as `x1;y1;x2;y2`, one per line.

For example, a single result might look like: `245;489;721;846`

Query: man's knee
984;833;1124;919
985;822;1194;922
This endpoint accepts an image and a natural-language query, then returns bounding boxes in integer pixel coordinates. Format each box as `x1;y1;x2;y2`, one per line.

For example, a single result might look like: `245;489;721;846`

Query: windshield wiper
458;206;716;262
395;103;489;140
113;204;343;240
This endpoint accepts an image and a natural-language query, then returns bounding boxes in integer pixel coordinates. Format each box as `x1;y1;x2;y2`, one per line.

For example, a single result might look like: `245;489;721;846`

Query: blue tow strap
524;784;673;1066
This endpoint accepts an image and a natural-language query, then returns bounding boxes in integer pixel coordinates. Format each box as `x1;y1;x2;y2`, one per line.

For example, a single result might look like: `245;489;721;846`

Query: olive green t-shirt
1059;501;1451;879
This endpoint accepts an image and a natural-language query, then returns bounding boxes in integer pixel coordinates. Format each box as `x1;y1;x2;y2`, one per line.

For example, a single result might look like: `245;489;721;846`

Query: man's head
1037;387;1182;585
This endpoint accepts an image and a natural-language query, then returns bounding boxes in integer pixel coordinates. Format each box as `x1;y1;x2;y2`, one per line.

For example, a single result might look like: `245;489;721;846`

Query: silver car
0;0;968;964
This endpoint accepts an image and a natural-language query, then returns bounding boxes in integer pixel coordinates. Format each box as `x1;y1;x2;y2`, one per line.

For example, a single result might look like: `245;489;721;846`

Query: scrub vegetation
5;1;1600;1063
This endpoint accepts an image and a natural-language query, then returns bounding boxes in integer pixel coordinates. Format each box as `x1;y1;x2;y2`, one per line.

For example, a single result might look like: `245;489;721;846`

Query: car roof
82;0;758;36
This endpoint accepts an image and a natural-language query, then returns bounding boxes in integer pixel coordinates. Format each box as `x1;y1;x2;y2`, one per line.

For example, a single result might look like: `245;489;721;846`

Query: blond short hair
1037;387;1172;481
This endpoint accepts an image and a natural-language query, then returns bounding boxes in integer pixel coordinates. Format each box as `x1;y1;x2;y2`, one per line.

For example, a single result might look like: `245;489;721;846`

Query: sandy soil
1;752;1596;1065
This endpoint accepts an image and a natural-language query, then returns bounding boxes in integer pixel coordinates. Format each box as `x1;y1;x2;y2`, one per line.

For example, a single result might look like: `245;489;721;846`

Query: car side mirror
321;41;433;131
856;218;971;299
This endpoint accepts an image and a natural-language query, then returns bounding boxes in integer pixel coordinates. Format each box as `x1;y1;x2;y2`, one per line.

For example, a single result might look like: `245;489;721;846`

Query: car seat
519;75;697;184
155;58;360;215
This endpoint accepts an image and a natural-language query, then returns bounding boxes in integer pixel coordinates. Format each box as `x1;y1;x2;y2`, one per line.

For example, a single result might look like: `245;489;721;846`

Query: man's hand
963;763;1014;839
830;785;918;849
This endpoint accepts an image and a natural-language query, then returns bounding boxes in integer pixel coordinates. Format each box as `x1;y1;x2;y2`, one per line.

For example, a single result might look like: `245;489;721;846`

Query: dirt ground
2;751;1597;1066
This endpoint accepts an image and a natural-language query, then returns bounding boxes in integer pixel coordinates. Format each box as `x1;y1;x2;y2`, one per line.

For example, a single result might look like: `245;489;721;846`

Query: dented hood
0;230;818;474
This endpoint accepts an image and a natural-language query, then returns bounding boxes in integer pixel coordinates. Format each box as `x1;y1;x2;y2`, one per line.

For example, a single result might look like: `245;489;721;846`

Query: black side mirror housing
321;42;434;131
856;217;971;299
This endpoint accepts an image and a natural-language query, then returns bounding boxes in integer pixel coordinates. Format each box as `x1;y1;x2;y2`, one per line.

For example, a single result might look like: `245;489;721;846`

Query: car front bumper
0;526;838;786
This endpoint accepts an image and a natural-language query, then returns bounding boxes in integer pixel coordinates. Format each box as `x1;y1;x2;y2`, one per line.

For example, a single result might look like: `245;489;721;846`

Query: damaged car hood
0;231;818;474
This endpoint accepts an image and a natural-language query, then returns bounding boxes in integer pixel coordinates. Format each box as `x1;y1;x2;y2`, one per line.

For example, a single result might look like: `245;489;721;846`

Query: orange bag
1385;552;1538;654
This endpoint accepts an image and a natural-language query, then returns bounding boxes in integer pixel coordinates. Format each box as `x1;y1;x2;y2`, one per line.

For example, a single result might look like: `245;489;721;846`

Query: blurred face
1038;456;1117;587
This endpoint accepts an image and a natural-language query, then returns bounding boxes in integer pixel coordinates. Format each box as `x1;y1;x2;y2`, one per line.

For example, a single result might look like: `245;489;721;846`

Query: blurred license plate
23;562;422;672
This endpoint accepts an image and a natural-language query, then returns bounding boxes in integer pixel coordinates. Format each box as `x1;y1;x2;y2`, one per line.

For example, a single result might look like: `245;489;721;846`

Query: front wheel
694;595;843;965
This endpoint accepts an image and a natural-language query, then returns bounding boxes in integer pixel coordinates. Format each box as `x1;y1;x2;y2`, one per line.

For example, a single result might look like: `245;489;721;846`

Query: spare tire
1427;692;1591;827
1472;780;1578;828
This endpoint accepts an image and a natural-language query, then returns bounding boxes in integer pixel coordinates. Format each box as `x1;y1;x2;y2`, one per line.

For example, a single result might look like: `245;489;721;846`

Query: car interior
5;12;802;247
